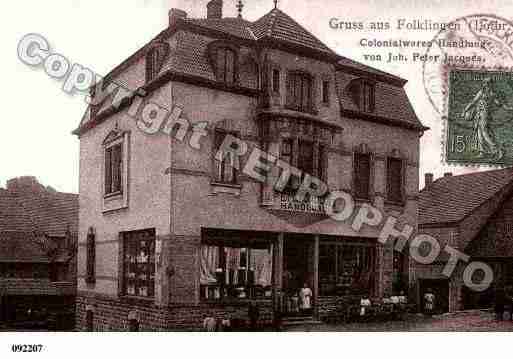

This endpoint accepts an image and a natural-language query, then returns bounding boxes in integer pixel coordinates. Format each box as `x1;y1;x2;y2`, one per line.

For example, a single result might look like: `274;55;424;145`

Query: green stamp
446;69;513;166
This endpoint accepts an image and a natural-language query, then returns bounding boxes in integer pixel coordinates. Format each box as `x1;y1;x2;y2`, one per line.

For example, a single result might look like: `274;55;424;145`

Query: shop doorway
419;279;449;314
282;234;315;317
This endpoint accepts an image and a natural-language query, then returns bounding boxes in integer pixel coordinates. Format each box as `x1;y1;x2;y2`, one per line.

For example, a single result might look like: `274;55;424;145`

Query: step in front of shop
281;316;323;327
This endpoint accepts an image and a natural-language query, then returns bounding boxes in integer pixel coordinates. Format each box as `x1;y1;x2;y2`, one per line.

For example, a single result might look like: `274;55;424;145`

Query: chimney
7;176;45;193
169;8;187;27
207;0;223;19
444;172;453;178
425;173;434;189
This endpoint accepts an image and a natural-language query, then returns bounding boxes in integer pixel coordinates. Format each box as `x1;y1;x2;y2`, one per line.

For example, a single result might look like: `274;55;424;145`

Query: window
319;240;376;296
122;229;156;298
200;240;273;301
322;80;330;104
104;143;122;196
145;43;169;83
86;227;96;284
387;157;404;203
287;72;314;113
213;129;238;185
354;152;371;200
272;69;280;93
361;81;375;112
216;48;237;85
279;138;326;193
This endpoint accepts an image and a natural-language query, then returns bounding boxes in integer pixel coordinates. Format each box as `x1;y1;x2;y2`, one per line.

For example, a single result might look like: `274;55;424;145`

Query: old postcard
1;0;513;357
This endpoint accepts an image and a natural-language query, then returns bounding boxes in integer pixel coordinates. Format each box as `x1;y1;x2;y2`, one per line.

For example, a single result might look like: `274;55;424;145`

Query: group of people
284;283;313;315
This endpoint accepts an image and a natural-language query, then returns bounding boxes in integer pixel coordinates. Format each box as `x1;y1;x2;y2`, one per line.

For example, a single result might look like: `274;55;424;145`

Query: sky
1;0;512;193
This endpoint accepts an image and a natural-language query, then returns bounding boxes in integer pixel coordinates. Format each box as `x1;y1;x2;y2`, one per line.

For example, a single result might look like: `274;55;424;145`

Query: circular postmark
423;14;513;116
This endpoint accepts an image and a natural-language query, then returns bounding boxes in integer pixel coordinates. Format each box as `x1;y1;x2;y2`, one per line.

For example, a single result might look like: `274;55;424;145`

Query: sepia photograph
1;0;513;357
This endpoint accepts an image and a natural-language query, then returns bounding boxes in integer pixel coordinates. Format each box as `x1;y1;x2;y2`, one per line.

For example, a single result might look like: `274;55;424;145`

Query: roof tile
419;168;513;225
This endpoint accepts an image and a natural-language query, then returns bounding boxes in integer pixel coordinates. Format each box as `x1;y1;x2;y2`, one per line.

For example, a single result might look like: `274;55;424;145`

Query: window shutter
273;69;280;93
387;158;403;203
286;74;293;107
318;144;326;182
216;49;225;82
104;147;112;194
355;153;371;199
86;228;96;284
225;49;235;85
369;84;375;112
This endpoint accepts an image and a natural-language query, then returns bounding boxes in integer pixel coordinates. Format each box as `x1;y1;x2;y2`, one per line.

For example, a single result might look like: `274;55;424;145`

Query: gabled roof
0;177;78;263
251;9;335;55
419;168;513;226
185;9;336;55
0;177;78;237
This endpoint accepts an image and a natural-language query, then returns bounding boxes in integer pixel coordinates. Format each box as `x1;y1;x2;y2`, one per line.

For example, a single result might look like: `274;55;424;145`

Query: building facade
0;177;78;330
416;169;513;313
74;0;426;330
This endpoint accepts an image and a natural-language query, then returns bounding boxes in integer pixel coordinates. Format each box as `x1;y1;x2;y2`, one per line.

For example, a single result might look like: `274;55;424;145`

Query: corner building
74;0;427;330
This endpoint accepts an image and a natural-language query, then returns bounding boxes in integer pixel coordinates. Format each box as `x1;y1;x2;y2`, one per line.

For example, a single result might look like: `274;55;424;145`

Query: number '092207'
11;344;44;353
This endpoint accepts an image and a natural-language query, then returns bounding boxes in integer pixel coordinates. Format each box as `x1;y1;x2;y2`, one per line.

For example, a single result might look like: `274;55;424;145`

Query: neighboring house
74;0;427;331
416;168;513;313
0;176;78;329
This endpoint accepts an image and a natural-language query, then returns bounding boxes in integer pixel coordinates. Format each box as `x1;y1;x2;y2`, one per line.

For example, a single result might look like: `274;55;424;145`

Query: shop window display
319;240;375;297
200;242;273;301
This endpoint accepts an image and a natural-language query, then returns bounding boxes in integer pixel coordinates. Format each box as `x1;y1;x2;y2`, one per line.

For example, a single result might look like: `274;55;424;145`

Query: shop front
199;228;379;321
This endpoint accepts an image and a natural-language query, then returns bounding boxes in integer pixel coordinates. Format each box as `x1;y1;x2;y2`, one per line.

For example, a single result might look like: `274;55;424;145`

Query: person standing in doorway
299;282;313;315
424;288;435;316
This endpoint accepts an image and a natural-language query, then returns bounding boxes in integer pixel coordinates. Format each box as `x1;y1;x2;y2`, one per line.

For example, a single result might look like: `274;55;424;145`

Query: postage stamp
445;68;513;165
423;14;513;116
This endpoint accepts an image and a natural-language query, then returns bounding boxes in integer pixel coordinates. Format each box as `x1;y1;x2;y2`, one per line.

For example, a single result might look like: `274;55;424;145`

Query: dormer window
361;81;375;112
349;79;376;113
286;71;314;113
208;41;240;86
216;47;237;85
145;42;169;83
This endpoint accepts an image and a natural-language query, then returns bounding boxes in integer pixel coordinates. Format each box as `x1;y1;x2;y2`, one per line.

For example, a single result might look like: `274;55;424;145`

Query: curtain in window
225;247;241;285
250;249;272;287
200;246;219;285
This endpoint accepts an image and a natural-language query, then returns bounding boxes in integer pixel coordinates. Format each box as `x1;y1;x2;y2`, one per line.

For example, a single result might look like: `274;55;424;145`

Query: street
288;310;513;332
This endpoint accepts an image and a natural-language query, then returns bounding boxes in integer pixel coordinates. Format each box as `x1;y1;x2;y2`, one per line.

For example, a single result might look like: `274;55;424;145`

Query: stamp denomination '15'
446;69;513;166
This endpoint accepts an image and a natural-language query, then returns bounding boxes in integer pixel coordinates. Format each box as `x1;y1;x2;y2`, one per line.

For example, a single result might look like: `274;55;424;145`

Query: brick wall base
76;293;274;331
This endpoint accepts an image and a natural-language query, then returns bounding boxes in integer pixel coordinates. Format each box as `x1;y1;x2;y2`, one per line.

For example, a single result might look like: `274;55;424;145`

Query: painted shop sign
278;194;325;214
